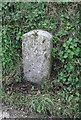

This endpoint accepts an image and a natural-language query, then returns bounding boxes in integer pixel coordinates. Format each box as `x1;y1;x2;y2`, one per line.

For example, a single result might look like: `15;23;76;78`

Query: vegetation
2;2;81;118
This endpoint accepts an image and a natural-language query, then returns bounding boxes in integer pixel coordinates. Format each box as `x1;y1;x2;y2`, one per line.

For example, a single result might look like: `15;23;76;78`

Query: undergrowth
1;2;81;118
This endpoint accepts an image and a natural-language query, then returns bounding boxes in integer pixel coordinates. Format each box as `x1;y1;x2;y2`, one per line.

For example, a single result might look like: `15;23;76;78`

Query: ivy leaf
69;37;72;41
37;105;41;113
64;54;68;58
75;91;79;97
63;43;66;47
70;45;74;48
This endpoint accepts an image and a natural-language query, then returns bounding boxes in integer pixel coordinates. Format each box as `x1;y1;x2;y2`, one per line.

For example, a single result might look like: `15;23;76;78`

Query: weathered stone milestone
22;29;53;84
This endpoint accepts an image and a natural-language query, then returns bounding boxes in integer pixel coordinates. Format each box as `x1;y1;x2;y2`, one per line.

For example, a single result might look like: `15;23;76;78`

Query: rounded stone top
23;29;52;39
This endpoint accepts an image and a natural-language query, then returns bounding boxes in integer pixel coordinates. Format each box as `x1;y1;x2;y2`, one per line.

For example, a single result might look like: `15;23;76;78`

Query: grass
1;79;80;118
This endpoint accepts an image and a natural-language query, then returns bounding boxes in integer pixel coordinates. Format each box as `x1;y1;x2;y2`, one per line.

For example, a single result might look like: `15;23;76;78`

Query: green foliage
2;2;50;84
52;3;80;89
2;2;80;118
1;85;79;118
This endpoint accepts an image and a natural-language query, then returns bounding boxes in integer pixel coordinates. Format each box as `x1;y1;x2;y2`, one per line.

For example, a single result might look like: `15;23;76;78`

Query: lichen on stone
22;29;53;84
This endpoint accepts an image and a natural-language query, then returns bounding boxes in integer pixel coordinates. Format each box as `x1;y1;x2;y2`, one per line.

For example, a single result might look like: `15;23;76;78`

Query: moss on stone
42;39;46;43
32;31;38;39
44;53;47;59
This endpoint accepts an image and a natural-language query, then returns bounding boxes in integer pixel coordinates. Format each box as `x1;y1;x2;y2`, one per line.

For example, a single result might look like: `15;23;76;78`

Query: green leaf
63;43;66;47
60;51;63;55
75;91;79;97
69;37;72;41
70;45;74;48
37;105;41;113
59;76;63;80
64;54;68;58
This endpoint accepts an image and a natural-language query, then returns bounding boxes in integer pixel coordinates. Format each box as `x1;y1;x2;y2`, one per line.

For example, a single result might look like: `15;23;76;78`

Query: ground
1;103;41;119
2;78;80;119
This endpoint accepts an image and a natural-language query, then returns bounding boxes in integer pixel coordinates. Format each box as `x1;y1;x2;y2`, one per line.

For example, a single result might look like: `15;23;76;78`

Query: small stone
22;29;53;84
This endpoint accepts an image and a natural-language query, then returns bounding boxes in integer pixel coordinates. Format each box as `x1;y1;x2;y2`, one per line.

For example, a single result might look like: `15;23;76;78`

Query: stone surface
0;103;41;119
22;29;53;84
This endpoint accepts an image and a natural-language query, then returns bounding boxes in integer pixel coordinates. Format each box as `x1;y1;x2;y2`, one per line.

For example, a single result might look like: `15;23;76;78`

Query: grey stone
22;29;53;84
